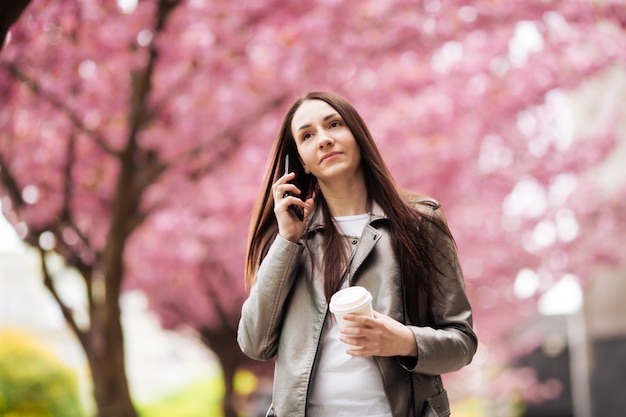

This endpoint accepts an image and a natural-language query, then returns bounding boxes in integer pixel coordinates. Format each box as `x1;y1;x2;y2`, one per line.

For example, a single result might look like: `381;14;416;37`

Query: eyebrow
296;113;340;132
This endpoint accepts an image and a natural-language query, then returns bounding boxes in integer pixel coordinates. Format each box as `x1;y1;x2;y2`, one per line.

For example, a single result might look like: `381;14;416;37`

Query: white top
307;214;392;417
332;213;370;237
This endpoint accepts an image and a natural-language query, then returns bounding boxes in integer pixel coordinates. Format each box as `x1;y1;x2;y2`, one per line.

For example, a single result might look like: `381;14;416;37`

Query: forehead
291;100;338;130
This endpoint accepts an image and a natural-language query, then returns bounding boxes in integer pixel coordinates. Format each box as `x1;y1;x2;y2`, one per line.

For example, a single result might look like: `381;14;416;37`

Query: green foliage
0;327;85;417
138;379;224;417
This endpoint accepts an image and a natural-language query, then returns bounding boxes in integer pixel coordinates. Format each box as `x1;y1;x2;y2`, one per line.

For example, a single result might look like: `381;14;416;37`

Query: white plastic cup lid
329;286;372;314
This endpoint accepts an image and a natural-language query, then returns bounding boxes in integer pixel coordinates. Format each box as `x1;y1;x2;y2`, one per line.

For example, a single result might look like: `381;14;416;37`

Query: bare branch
55;132;98;257
38;245;88;350
0;153;24;207
1;136;97;281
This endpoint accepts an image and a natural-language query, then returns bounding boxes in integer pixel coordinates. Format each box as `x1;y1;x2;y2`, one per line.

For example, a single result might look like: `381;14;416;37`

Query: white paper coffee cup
329;286;372;349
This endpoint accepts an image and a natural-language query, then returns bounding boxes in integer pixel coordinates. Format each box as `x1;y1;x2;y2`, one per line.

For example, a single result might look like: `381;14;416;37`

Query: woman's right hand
272;172;315;242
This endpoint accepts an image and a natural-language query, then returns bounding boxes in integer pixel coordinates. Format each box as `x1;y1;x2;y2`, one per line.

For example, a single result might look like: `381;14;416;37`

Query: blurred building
585;265;626;416
516;65;626;417
564;63;626;417
514;266;626;417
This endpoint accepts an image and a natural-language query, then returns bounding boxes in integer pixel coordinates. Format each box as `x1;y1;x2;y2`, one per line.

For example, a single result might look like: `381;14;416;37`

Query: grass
137;378;224;417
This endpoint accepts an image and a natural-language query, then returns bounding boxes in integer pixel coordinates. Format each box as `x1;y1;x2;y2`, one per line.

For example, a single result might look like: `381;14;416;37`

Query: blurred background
1;1;625;416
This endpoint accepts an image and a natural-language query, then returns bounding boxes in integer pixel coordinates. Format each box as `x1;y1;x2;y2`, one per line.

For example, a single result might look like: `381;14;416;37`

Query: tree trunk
217;353;238;417
201;324;265;417
86;303;137;417
208;329;243;417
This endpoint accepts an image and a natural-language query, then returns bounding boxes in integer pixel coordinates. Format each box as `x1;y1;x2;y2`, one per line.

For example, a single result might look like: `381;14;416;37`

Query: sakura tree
1;1;625;416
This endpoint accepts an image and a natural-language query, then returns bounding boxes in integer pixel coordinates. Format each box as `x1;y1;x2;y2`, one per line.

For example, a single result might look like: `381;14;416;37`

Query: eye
329;120;342;129
301;132;313;141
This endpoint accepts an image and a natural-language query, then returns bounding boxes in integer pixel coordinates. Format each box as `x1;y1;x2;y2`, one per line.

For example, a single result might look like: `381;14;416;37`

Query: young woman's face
290;99;362;183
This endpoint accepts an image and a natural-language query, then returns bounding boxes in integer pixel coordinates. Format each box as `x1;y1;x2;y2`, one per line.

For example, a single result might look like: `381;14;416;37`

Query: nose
317;131;333;148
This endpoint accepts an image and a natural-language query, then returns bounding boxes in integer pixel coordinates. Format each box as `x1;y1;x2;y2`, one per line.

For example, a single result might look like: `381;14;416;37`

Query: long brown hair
245;92;456;323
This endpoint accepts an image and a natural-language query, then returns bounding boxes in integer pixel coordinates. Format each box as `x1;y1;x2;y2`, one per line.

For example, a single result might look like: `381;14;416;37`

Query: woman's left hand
339;311;418;358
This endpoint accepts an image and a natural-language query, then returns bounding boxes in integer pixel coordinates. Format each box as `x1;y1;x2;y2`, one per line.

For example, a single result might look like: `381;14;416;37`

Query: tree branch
0;153;24;207
101;0;182;309
38;245;88;350
0;63;118;156
201;260;245;332
56;132;97;257
167;93;290;181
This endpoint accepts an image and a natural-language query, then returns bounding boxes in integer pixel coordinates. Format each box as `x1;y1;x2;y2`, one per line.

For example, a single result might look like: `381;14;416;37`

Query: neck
318;177;369;217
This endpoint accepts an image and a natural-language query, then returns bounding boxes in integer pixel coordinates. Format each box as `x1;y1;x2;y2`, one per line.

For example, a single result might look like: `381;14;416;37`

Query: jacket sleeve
403;199;478;375
237;235;303;361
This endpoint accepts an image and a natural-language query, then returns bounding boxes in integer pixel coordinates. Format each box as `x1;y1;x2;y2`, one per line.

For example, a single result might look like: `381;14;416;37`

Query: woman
238;92;477;417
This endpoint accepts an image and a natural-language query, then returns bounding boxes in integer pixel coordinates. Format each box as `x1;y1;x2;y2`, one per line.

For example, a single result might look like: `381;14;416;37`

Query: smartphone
284;154;304;221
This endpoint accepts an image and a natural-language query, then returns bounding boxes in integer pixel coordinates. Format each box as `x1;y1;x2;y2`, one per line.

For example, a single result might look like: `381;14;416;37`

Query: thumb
303;192;316;217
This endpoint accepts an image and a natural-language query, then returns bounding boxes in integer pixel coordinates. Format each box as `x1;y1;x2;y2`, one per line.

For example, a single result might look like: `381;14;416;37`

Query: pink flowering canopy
1;0;626;401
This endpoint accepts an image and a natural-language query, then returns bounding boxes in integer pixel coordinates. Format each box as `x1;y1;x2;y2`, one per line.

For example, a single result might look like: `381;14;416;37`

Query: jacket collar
304;199;388;237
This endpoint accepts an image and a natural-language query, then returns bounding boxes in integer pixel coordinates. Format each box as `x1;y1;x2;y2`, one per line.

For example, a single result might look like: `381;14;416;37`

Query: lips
320;151;341;163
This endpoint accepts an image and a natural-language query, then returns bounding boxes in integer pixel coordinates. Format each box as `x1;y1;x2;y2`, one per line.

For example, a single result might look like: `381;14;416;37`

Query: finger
303;193;316;213
282;187;302;199
273;186;297;203
272;172;295;193
346;348;365;356
346;344;374;357
340;334;366;348
342;314;374;326
340;326;367;337
277;171;295;184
